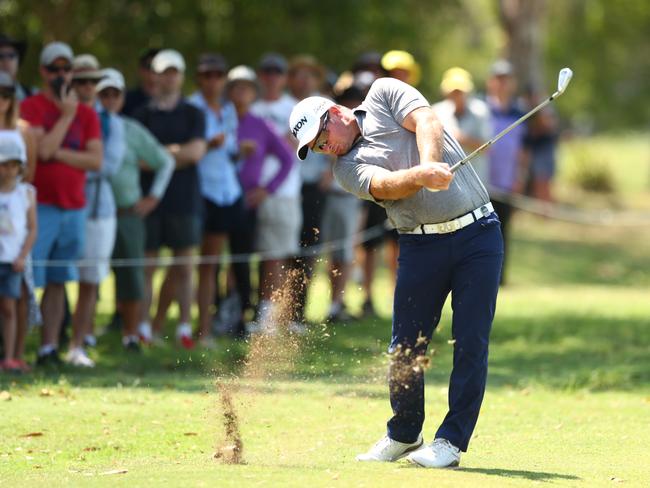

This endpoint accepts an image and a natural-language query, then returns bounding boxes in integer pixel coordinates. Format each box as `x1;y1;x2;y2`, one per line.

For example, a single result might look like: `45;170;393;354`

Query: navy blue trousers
387;212;503;452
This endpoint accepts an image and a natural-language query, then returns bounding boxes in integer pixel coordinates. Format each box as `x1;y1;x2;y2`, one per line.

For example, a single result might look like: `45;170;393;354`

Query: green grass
2;134;650;486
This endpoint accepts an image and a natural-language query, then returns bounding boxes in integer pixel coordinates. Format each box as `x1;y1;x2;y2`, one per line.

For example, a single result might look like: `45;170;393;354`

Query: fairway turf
2;153;650;486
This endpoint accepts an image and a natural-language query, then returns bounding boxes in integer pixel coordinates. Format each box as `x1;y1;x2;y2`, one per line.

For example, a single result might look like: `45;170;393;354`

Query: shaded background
2;0;649;131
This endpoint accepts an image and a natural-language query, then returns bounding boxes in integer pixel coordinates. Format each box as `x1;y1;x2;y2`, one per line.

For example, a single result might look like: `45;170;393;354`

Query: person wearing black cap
187;53;244;345
122;48;161;117
0;33;32;101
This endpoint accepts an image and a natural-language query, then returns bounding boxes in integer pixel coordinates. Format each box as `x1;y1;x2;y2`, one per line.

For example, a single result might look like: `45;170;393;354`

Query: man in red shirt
20;41;102;367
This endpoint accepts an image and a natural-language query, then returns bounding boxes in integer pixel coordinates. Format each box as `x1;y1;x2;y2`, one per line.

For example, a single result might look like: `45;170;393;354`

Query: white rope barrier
29;188;650;268
31;221;389;268
488;186;650;226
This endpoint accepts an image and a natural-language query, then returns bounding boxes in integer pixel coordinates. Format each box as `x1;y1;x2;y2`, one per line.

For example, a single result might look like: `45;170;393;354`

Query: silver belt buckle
480;205;490;218
438;220;459;233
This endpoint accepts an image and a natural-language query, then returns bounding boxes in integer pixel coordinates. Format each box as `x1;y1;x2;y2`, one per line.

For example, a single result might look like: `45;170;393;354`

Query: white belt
402;202;494;235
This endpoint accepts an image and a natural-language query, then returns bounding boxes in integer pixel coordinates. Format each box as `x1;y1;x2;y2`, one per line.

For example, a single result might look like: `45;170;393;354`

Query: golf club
427;67;573;191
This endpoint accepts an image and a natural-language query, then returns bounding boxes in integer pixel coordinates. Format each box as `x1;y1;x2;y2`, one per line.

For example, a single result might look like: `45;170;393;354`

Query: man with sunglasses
0;33;32;101
289;77;503;468
20;41;102;368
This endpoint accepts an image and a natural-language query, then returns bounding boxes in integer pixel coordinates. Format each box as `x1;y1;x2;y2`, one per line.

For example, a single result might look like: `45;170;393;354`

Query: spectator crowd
0;34;559;372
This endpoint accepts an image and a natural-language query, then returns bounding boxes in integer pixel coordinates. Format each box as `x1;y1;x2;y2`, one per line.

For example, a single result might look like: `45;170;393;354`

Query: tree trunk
499;0;546;93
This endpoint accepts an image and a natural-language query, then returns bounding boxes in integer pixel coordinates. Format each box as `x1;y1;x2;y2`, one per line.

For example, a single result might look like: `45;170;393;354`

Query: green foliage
2;0;648;128
565;142;616;193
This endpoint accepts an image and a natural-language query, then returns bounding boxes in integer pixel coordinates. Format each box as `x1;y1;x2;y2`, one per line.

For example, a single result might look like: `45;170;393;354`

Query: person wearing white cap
0;70;38;373
65;64;126;368
20;41;103;368
289;77;503;468
0;132;37;373
432;67;492;183
250;53;305;333
225;65;294;334
132;48;207;349
97;68;173;352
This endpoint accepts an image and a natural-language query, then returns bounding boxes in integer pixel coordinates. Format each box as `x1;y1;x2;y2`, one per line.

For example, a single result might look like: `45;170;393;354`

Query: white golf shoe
66;347;95;368
406;438;461;468
356;434;423;462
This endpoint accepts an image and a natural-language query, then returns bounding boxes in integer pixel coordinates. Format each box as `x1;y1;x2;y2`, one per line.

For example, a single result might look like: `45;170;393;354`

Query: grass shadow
456;467;581;482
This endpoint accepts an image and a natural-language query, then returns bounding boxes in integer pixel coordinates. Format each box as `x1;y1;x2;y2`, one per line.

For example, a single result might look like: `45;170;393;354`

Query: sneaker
1;359;23;374
15;359;32;373
176;323;195;350
356;434;423;462
66;347;95;368
406;438;461;468
122;336;142;353
83;335;97;348
326;307;358;324
288;321;308;335
36;349;63;368
198;336;217;350
361;299;378;318
138;322;153;345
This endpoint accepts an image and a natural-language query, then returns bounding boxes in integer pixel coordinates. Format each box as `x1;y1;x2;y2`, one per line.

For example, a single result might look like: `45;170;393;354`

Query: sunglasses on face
0;52;18;61
199;70;225;79
98;89;121;98
45;64;72;74
311;111;330;153
0;88;15;99
73;78;99;86
260;67;284;75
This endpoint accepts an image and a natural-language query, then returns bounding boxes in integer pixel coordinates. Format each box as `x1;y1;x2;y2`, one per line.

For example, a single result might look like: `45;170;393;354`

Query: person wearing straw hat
289;75;503;468
432;67;492;183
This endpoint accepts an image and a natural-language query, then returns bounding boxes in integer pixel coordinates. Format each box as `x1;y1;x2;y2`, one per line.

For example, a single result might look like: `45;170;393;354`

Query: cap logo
291;116;308;138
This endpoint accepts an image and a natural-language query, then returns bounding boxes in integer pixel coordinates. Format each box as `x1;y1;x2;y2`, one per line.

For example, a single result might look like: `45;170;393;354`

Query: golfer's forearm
416;116;444;163
369;167;424;200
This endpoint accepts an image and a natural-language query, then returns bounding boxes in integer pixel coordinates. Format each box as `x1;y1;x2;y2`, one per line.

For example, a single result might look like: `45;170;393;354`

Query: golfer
289;78;503;468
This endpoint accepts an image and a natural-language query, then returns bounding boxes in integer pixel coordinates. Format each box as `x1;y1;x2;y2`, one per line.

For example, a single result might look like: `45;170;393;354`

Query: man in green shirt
97;68;173;350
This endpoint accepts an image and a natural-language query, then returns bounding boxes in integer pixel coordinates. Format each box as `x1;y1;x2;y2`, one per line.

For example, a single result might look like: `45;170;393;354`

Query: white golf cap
96;68;125;92
227;65;258;85
40;41;74;66
289;96;335;160
0;133;26;166
151;49;185;74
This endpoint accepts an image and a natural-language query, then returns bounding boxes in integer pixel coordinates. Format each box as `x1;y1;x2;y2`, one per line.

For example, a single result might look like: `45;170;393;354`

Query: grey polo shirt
334;78;490;232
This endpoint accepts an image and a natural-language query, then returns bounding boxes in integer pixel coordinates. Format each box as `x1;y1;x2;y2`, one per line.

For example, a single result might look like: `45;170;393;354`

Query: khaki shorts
255;195;302;259
321;192;361;263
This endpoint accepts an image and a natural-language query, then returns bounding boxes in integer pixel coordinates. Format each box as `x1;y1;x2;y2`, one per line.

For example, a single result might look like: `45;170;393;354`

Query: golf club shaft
449;90;560;173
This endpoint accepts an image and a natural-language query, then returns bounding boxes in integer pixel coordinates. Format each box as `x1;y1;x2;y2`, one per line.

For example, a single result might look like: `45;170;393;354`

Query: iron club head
557;68;573;95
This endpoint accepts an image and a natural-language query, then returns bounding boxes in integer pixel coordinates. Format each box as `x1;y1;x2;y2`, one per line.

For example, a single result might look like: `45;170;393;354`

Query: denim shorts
0;263;22;299
32;204;86;287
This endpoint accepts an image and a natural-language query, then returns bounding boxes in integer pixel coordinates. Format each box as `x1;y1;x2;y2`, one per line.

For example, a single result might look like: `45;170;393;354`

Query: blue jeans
32;204;86;287
387;213;503;452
